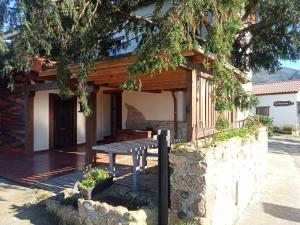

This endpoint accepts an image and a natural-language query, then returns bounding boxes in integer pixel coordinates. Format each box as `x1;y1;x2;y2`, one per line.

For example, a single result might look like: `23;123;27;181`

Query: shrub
213;126;257;142
258;115;273;136
216;115;230;131
78;168;110;189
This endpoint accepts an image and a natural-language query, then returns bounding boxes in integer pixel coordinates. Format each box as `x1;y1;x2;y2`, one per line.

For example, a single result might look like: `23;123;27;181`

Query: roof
252;80;300;95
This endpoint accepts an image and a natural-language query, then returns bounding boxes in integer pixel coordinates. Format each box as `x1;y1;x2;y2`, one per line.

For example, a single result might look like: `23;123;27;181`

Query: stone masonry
169;127;268;225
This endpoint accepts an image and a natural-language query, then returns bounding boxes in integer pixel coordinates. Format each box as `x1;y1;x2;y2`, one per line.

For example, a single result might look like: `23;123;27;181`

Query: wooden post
186;69;197;142
24;90;35;153
85;87;98;166
232;108;237;128
171;91;178;139
158;130;171;225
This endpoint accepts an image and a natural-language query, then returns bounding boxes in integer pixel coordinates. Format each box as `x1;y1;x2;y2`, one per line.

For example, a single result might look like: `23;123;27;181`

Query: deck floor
0;145;159;193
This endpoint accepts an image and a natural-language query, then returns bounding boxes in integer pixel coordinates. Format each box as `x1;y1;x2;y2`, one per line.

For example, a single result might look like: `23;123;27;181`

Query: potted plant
78;167;114;200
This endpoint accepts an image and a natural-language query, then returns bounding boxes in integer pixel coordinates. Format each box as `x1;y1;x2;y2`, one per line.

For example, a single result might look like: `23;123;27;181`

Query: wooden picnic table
92;138;158;192
92;137;181;192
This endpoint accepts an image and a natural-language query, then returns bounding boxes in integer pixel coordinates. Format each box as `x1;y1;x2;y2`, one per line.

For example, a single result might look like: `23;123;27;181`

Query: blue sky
280;60;300;70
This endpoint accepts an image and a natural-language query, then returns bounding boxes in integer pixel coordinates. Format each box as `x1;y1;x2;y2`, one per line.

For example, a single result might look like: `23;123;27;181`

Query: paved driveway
236;135;300;225
0;178;54;225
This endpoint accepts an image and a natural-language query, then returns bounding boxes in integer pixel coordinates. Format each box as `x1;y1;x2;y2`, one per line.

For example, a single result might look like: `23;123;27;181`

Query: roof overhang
35;47;249;91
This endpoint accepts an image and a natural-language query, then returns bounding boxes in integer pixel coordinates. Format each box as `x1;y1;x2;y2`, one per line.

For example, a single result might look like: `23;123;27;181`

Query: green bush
258;115;273;136
246;115;273;137
213;126;257;142
60;197;75;206
78;168;110;189
216;115;230;131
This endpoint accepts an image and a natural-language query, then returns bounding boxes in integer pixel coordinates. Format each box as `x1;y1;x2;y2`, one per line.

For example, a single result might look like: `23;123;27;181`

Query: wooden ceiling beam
89;70;187;82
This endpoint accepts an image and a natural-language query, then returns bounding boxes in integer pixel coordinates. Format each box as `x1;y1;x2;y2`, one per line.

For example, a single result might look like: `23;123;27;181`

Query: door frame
49;93;77;150
110;93;122;137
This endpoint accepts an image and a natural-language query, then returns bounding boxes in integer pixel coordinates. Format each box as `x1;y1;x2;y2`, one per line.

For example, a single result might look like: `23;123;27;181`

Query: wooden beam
171;91;178;139
24;90;35;153
103;89;123;95
186;70;197;142
26;82;59;91
85;86;98;166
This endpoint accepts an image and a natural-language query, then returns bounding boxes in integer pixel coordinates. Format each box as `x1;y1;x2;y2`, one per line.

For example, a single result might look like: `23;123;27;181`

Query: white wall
77;100;86;144
33;88;112;151
122;91;186;129
255;93;299;129
96;88;111;140
33;90;55;151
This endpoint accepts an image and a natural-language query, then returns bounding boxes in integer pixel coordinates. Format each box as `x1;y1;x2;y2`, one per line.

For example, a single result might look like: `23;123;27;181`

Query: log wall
0;90;26;152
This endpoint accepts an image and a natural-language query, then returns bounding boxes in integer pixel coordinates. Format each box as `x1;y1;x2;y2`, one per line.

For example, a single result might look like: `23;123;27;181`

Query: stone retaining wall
169;127;268;225
46;186;158;225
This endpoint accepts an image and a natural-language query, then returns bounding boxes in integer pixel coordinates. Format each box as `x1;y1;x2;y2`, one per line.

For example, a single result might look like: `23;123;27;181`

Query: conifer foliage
0;0;299;115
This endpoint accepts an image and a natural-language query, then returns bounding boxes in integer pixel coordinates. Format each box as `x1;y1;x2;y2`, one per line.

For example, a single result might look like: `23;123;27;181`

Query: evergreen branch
241;0;260;22
237;15;272;34
71;0;92;33
107;2;155;25
88;0;101;25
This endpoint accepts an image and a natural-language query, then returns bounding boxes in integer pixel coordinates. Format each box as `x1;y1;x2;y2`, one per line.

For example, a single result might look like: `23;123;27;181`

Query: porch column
85;86;98;166
24;90;35;153
171;91;178;139
186;69;197;142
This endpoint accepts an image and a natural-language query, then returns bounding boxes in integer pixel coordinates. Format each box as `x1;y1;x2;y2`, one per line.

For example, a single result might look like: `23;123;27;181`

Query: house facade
253;80;300;134
0;3;251;165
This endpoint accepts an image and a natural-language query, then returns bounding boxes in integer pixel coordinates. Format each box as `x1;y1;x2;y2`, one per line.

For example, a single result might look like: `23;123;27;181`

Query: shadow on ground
10;203;55;225
263;202;300;223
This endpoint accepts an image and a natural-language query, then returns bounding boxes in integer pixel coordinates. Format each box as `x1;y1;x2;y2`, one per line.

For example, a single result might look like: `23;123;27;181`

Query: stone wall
46;186;158;225
169;127;268;225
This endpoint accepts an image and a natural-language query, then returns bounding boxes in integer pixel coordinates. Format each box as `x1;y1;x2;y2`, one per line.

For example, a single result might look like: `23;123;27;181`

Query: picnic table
92;137;180;192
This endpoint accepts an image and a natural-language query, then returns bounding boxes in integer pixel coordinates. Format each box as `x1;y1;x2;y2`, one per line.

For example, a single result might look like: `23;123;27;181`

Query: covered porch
27;48;244;164
0;145;159;193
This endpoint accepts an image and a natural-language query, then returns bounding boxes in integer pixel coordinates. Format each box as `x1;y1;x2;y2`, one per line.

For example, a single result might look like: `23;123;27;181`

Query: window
256;106;269;116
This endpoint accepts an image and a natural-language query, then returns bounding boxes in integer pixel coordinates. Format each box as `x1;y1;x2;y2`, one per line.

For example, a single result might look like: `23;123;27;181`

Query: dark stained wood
186;70;197;142
24;91;35;154
171;91;178;139
0;89;27;152
49;94;54;150
85;87;98;165
27;82;59;91
103;89;123;95
49;94;77;150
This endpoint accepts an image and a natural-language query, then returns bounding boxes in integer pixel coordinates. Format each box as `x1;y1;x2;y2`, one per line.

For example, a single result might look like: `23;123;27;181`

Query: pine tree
0;0;299;114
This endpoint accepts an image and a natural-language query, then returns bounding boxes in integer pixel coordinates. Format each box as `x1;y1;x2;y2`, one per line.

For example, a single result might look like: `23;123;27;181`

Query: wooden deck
0;145;158;193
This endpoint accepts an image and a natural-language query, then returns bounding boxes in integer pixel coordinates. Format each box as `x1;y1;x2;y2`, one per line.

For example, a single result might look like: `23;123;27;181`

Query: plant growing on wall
1;0;300;115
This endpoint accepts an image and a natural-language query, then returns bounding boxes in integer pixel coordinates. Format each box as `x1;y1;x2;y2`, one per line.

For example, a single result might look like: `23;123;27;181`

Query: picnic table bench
92;137;180;192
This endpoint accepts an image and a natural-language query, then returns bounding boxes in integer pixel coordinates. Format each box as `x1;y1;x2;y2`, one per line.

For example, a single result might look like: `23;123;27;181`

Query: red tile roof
253;80;300;95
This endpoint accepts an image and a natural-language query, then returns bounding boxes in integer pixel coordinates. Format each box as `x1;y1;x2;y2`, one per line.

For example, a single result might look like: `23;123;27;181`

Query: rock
34;189;55;202
46;199;83;225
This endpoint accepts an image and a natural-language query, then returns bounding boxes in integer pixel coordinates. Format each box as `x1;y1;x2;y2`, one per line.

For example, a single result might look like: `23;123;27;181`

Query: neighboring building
252;80;300;134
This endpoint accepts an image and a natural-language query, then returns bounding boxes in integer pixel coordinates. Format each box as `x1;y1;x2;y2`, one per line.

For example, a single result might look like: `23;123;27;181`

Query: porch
0;145;158;193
